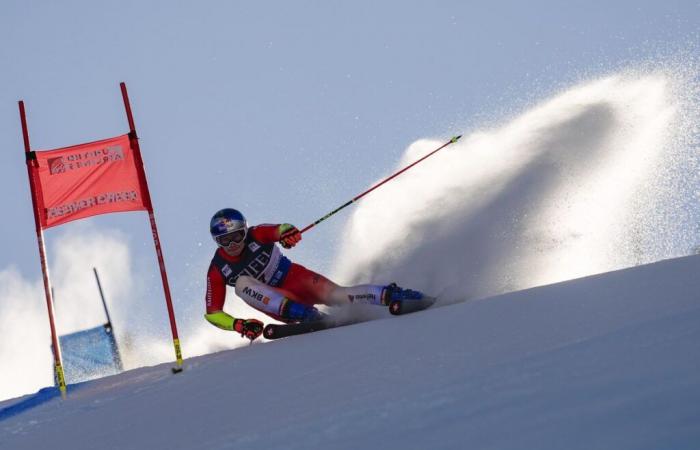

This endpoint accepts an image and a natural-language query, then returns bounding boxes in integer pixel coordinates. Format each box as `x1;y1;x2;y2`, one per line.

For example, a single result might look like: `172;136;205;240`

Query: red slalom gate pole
300;135;462;234
120;82;183;372
19;101;68;397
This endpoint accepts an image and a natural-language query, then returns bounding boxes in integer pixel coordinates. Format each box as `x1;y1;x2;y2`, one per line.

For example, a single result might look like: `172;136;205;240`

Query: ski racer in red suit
204;208;424;340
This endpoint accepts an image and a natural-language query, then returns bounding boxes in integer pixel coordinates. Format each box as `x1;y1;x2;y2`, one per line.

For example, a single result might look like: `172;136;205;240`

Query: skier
204;208;425;340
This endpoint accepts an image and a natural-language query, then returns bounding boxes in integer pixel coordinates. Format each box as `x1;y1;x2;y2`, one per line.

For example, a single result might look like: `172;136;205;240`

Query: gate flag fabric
19;83;184;398
29;134;148;229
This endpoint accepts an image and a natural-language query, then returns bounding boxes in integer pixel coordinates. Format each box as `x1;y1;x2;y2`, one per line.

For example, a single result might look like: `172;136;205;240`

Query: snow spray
333;65;699;304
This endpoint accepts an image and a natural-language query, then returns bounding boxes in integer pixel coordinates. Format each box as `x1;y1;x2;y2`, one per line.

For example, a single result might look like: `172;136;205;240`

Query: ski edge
263;317;348;340
264;295;438;339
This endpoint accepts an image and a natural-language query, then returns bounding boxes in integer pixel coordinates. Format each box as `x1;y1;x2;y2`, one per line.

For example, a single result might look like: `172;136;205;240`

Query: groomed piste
2;254;699;449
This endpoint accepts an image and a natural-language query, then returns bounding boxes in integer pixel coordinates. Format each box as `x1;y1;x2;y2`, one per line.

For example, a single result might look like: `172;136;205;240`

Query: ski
264;297;437;340
263;316;352;340
388;296;437;316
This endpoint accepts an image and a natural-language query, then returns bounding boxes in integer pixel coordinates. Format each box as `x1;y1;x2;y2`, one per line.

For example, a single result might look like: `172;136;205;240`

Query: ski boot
382;283;435;315
281;299;324;323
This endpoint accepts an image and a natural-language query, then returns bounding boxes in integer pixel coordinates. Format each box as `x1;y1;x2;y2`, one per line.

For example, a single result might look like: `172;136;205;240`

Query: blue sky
0;1;697;312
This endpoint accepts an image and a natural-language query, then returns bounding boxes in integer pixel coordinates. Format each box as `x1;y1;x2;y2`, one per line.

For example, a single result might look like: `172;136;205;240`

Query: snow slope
2;254;699;450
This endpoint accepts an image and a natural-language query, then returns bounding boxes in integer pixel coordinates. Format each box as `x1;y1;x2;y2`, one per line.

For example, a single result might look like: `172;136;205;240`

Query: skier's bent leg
236;276;322;323
280;263;384;306
278;264;338;306
327;284;386;306
279;263;424;308
327;282;426;306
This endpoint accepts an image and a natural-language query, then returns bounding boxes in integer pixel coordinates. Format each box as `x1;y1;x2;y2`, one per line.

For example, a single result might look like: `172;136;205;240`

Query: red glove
279;224;302;249
233;318;264;340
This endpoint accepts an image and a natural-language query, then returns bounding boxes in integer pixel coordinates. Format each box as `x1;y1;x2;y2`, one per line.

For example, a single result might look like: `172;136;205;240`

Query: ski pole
300;135;462;234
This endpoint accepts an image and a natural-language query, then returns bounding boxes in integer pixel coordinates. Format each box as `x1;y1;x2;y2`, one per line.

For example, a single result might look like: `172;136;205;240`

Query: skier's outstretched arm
204;266;263;340
205;311;262;340
204;310;236;330
250;223;302;248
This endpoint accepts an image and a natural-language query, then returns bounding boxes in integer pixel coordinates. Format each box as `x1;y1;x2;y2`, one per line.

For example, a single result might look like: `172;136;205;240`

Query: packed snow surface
2;254;699;449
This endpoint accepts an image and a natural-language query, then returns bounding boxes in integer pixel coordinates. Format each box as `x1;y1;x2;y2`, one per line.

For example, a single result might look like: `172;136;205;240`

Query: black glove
233;318;264;340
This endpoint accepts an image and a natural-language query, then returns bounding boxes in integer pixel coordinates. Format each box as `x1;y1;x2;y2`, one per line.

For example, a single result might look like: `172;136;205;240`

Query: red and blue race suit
206;224;335;319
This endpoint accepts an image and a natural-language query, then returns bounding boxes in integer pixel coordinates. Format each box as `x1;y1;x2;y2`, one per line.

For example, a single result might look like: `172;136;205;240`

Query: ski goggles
215;229;247;247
